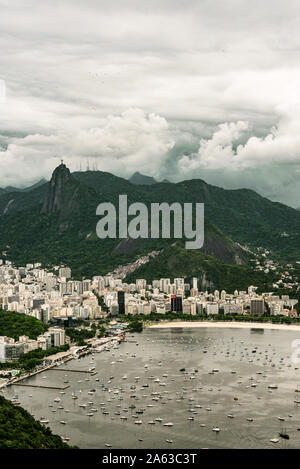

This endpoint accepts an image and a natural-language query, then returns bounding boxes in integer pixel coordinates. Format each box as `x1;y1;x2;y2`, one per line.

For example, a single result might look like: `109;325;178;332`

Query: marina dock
13;383;70;390
48;368;92;373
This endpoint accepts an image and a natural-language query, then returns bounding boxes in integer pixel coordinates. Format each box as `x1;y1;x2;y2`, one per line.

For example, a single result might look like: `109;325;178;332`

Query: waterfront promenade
0;335;123;389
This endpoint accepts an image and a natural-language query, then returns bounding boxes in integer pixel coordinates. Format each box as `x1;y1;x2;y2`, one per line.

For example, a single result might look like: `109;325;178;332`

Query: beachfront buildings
0;259;298;329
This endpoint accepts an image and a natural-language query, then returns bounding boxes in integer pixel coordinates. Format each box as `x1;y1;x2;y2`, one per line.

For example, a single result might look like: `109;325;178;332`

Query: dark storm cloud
1;0;300;206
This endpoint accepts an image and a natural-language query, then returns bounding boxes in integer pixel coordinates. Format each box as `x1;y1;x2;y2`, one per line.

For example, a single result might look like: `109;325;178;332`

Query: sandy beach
148;320;300;332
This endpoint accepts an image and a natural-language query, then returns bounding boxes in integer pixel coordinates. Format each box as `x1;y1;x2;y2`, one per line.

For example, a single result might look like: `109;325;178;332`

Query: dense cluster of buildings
0;327;66;362
0;260;104;322
106;278;298;318
251;248;299;289
0;257;299;363
0;259;298;323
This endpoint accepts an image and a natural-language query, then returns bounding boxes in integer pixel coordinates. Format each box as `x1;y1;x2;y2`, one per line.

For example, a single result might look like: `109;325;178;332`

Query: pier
48;368;91;373
13;383;70;390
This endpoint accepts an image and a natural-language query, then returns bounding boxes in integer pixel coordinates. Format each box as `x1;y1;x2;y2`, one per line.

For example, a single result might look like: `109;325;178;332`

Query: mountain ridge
0;164;299;286
1;178;46;193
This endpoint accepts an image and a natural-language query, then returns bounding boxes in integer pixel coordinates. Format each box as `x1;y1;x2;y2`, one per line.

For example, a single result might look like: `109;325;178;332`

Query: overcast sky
1;0;300;206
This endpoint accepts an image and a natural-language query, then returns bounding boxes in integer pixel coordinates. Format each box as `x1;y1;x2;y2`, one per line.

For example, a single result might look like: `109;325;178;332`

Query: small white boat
40;418;49;424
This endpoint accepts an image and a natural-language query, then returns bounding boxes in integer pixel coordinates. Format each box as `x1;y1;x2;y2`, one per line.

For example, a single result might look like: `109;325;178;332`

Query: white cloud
176;105;300;207
179;121;250;171
1;0;300;205
179;104;300;173
0;109;175;185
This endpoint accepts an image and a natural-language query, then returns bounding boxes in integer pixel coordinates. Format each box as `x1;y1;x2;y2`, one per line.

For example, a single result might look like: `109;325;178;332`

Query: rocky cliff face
40;163;80;219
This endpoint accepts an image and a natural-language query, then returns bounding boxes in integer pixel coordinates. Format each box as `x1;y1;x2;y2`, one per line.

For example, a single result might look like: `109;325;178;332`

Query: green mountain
73;168;300;262
0;163;299;288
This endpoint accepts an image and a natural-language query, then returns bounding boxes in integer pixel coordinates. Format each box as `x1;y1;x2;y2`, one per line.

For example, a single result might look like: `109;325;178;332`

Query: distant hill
2;179;46;193
129;171;157;185
0;163;300;288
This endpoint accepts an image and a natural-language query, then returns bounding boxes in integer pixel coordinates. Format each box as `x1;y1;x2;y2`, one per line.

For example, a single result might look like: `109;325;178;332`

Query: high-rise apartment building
118;291;125;315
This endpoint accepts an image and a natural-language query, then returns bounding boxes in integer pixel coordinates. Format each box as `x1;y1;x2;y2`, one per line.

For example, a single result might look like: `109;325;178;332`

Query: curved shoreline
148;320;300;332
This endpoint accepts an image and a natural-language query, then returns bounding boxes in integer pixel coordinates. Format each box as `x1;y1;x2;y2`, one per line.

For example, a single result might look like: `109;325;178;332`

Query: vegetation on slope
125;245;277;292
0;395;72;449
0;311;47;341
65;327;95;345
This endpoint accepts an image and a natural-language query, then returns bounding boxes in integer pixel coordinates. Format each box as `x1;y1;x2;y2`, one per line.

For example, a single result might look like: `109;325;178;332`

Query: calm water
4;326;300;449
